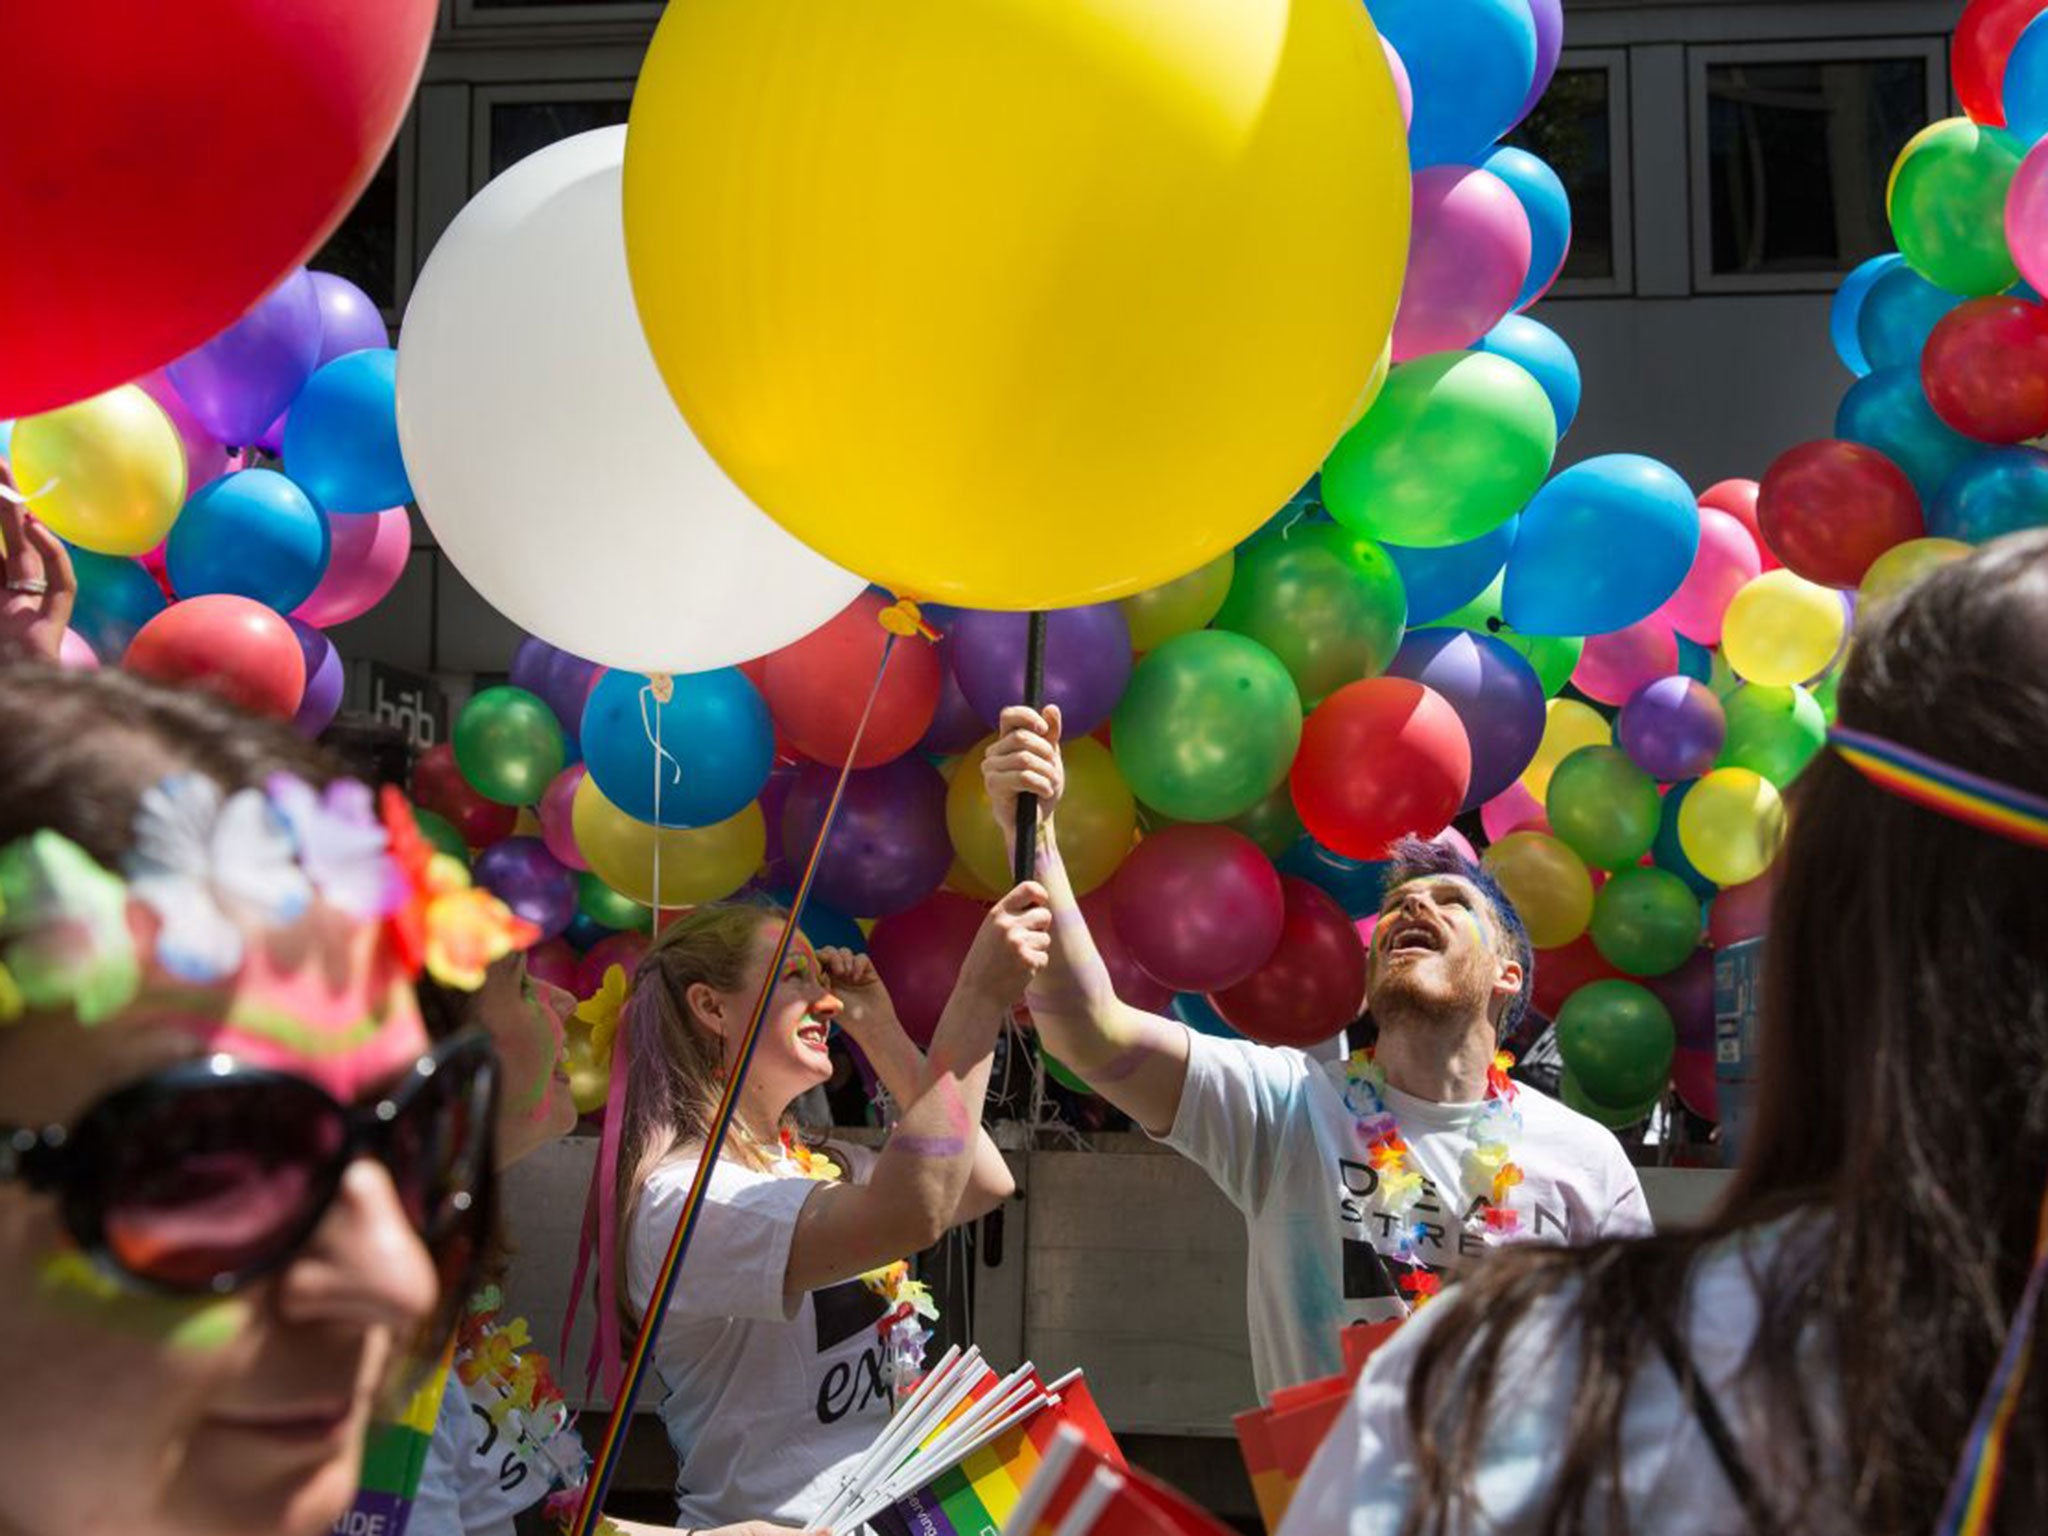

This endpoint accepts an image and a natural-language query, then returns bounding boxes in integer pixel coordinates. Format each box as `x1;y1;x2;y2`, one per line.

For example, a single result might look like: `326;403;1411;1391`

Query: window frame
1526;47;1635;300
1687;36;1946;295
451;0;662;29
468;79;636;192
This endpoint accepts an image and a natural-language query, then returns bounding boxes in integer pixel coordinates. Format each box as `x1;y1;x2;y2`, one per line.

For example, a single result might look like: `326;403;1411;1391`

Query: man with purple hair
983;706;1651;1398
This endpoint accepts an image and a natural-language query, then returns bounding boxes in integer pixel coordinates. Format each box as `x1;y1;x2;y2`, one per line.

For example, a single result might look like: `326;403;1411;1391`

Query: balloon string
639;673;686;799
569;632;903;1536
0;478;57;506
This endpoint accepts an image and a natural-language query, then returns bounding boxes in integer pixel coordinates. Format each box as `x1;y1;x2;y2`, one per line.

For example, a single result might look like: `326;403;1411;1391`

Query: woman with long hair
1284;531;2048;1535
607;886;1045;1531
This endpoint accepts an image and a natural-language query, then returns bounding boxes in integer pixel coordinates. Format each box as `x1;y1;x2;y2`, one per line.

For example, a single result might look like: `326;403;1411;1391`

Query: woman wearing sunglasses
0;662;511;1536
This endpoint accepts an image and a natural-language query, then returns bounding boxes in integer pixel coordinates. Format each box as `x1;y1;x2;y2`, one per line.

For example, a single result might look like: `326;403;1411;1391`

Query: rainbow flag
1007;1428;1237;1536
871;1374;1122;1536
334;1350;453;1536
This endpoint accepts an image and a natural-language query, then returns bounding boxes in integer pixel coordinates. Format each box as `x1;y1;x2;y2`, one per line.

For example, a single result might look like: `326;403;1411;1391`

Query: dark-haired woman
1284;531;2048;1536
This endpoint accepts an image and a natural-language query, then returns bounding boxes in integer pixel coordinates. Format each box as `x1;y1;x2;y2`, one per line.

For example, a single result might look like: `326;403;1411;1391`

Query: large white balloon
397;127;864;673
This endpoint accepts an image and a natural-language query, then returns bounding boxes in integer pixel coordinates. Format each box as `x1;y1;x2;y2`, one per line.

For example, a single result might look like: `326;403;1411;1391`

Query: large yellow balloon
1520;699;1611;801
1677;768;1785;887
1482;831;1595;950
571;774;764;908
948;735;1136;897
9;385;186;555
1722;571;1846;687
622;0;1410;610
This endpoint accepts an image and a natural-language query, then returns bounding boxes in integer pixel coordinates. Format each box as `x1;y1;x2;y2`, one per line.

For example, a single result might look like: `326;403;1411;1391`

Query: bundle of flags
1232;1321;1402;1534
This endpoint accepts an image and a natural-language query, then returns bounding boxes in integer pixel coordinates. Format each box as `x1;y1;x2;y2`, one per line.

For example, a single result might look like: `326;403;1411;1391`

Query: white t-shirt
1161;1032;1652;1397
1282;1223;1829;1535
408;1374;569;1536
627;1141;892;1530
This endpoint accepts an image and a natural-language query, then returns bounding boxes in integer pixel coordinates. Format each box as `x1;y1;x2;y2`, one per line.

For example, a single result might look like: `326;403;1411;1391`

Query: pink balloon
1671;1046;1718;1120
1381;36;1413;131
293;505;411;628
1078;886;1174;1014
1481;778;1550;841
1430;825;1478;864
525;937;582;994
1392;166;1533;363
56;627;99;670
136;367;228;489
1657;506;1763;646
540;764;591;872
1571;616;1679;707
1709;875;1774;948
1110;825;1285;995
2009;139;2048;304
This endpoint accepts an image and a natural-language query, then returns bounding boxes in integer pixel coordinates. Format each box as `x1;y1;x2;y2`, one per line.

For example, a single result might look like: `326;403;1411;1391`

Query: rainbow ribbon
567;630;904;1536
1828;726;2048;854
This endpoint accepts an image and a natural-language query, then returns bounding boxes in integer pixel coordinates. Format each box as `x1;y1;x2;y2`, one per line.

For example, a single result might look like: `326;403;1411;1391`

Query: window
311;135;406;314
1506;61;1624;290
1691;43;1942;290
472;85;634;188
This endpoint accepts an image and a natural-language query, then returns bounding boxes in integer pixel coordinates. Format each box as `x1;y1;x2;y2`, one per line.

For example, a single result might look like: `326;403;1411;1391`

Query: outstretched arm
984;706;1191;1136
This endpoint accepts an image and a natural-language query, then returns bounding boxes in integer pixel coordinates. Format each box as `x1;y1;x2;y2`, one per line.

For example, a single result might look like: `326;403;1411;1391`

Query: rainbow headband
1828;727;2048;854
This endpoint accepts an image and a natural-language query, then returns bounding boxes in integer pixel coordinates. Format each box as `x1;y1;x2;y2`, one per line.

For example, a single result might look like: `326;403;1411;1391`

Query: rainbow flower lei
1341;1048;1525;1311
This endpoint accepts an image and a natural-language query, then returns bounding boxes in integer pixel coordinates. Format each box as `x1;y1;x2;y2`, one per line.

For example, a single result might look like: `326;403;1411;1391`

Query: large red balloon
1922;297;2048;443
1530;933;1623;1022
1291;678;1471;861
1699;477;1776;571
411;743;519;850
760;591;943;769
126;594;305;719
1211;878;1368;1048
866;890;990;1049
1955;0;2045;127
1109;825;1285;995
1;1;436;417
1757;440;1924;589
1077;886;1176;1014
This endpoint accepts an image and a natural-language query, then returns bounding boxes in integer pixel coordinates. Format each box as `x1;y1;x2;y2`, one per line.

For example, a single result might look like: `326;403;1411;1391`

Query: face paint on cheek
37;1249;252;1353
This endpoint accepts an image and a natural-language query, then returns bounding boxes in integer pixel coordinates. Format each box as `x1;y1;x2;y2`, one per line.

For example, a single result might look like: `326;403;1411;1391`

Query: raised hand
0;465;78;664
981;704;1065;838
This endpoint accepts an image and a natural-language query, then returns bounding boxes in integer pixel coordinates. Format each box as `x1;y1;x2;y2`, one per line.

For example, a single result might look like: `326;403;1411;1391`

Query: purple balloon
474;837;579;941
1386;628;1547;811
289;619;345;738
920;651;990;755
309;271;391;366
950;605;1133;738
781;756;951;919
1646;948;1715;1054
1618;676;1726;782
510;636;604;742
756;762;800;892
1518;0;1565;119
167;267;324;446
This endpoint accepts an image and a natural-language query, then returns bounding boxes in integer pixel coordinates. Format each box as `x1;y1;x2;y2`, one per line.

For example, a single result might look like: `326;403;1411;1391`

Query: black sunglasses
0;1031;498;1298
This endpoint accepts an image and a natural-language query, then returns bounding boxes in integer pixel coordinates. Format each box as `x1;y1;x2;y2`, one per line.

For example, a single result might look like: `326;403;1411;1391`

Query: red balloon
1530;933;1623;1022
1922;297;2048;443
525;938;583;995
1955;0;2044;126
1078;886;1175;1014
1109;825;1285;995
412;742;518;849
1671;1046;1719;1120
1709;874;1774;949
866;891;990;1049
1211;878;1368;1048
1291;678;1471;861
578;930;651;998
126;594;305;719
1;1;436;416
1699;477;1776;571
1757;440;1924;589
760;591;943;769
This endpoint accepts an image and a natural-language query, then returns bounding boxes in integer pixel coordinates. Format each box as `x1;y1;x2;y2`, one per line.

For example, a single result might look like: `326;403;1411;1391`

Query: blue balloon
1279;836;1390;918
67;546;167;660
1374;0;1537;168
2005;11;2048;145
1674;634;1714;684
564;912;614;951
1835;365;1981;502
1929;447;2048;543
1858;265;1964;373
282;348;410;513
1171;992;1242;1040
1651;783;1719;900
166;469;330;612
1477;148;1572;310
1384;516;1518;626
1476;314;1580;436
1502;455;1699;637
1830;254;1904;376
580;665;773;829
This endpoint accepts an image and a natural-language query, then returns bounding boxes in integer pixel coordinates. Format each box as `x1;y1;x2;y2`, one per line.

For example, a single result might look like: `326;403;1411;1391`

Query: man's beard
1370;960;1487;1034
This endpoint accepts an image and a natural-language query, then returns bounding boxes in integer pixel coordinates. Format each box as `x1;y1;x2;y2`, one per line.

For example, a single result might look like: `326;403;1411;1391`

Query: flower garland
777;1130;941;1401
1341;1048;1525;1311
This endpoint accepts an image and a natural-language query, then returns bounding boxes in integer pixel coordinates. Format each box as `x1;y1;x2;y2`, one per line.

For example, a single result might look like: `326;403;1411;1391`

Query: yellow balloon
1119;552;1235;653
1520;699;1611;801
1344;338;1394;432
571;774;764;908
1859;536;1970;612
9;385;185;555
622;0;1410;609
1677;768;1785;887
1482;830;1595;950
1721;570;1847;687
947;735;1137;897
563;1018;612;1114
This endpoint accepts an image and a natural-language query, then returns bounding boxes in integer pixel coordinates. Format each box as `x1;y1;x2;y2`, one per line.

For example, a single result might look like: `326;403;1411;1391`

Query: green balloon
1322;351;1557;548
1212;523;1407;708
1556;979;1675;1109
1112;631;1302;822
1811;666;1841;725
1226;781;1308;859
453;686;567;807
577;871;653;934
414;808;472;864
1588;867;1703;978
1426;574;1583;698
1560;1066;1661;1130
1718;684;1826;789
1546;746;1659;870
1120;552;1235;653
1890;119;2022;297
